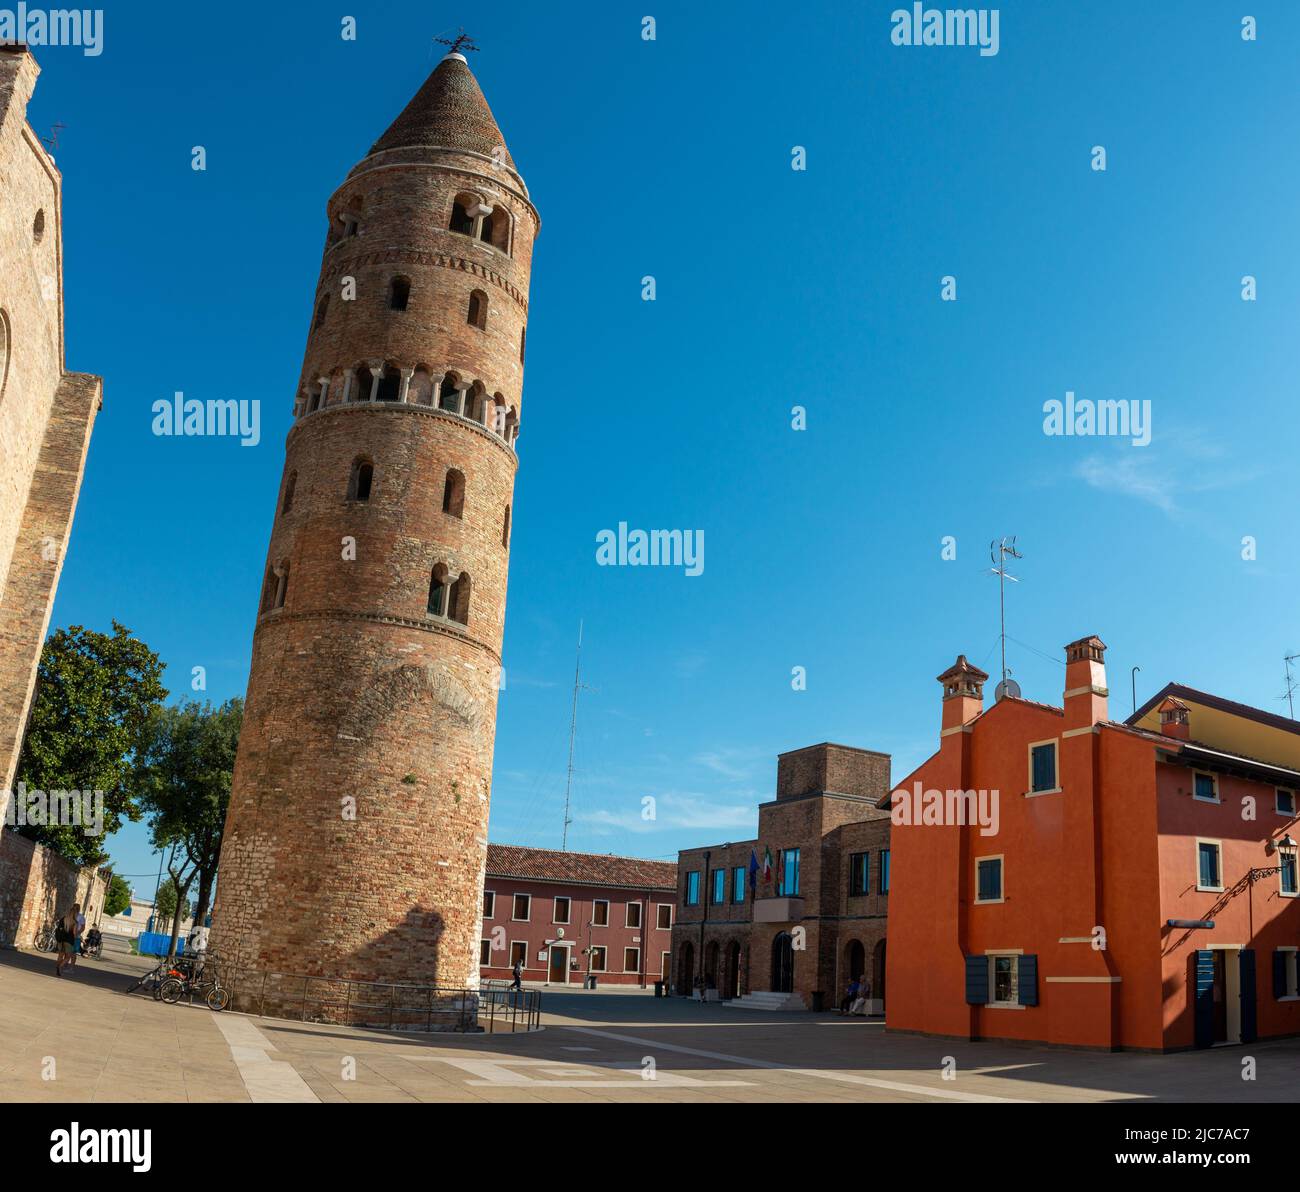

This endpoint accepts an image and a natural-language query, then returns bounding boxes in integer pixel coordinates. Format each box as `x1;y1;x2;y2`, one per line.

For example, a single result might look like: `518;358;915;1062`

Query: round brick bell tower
211;52;538;997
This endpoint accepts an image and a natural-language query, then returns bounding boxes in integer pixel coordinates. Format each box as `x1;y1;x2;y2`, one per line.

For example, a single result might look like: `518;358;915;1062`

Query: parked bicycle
158;951;229;1011
125;956;177;999
34;922;57;953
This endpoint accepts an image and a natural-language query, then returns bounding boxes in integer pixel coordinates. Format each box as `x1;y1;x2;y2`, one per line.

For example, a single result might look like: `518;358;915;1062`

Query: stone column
398;368;414;403
368;361;384;401
341;368;356;403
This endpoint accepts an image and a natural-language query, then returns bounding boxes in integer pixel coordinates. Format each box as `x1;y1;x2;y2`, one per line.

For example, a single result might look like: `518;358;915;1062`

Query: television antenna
987;537;1022;698
1282;653;1300;720
561;620;595;850
40;121;66;152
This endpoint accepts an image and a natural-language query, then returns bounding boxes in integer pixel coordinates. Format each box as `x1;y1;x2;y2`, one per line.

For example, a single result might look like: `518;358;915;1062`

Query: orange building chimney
1063;635;1108;731
938;655;988;734
1158;696;1191;740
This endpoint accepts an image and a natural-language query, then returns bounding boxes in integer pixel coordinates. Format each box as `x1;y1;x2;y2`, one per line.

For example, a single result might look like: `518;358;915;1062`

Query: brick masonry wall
211;67;539;996
672;743;892;1006
0;47;100;827
0;829;107;948
479;877;675;986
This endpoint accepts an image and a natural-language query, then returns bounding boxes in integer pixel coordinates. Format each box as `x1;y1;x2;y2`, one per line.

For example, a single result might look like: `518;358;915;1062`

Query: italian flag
762;846;773;882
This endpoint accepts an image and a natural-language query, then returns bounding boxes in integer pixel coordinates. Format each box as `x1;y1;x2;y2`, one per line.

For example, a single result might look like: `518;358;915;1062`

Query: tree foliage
15;621;167;865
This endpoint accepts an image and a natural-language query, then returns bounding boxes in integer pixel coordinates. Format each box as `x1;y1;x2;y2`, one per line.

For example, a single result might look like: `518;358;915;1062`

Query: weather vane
435;29;479;55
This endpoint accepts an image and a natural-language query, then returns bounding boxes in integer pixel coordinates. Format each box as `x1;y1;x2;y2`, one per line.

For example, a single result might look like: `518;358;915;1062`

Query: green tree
103;873;131;918
153;876;190;925
134;699;241;957
15;621;167;865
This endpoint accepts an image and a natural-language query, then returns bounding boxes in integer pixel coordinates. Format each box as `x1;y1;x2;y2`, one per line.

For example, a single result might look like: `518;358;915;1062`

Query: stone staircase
724;990;807;1012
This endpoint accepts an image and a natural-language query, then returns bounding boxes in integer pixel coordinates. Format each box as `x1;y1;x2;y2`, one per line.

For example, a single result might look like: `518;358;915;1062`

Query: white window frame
512;893;531;922
987;952;1021;1008
479;938;492;966
591;898;609;927
1281;946;1300;1000
509;940;528;968
1026;738;1061;796
974;854;1005;905
1277;788;1296;818
1280;849;1298;899
656;903;673;930
589;945;608;973
552;896;571;925
1195;837;1224;892
623;946;641;974
625;901;642;929
483;890;495;919
1192;771;1219;803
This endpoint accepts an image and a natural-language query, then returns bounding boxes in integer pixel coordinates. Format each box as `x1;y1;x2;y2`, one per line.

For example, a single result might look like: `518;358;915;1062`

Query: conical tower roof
368;53;515;168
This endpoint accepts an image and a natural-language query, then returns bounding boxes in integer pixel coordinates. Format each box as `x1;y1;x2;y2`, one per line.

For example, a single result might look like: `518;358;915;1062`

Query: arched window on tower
376;366;401;402
519;325;526;364
408;368;434;406
348;457;374;502
439;372;462;413
479;205;511;253
282;471;297;514
313;295;328;330
467;290;487;330
428;564;448;616
449;194;475;235
262;561;289;612
354;365;375;403
448;571;471;626
442;469;465;518
388;276;410;311
502;504;510;548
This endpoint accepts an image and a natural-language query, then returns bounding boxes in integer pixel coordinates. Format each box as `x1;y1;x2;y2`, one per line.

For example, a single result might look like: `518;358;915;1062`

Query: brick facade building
0;46;100;834
0;829;107;949
212;51;538;994
887;636;1300;1051
479;845;677;987
672;743;892;1010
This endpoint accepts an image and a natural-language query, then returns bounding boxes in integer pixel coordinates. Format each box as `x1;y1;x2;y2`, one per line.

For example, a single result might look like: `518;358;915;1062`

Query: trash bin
811;990;825;1012
654;981;663;998
586;974;598;990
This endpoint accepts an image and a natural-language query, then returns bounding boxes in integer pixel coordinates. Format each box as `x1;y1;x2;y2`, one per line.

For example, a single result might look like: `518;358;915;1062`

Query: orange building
887;636;1300;1052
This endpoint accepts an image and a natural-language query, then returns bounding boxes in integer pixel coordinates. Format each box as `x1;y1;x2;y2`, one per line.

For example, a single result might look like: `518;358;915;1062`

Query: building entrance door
549;946;567;984
771;932;794;994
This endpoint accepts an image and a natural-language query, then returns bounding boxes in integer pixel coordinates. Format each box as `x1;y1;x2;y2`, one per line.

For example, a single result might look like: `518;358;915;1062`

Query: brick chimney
1158;696;1191;740
938;655;988;734
1063;635;1108;731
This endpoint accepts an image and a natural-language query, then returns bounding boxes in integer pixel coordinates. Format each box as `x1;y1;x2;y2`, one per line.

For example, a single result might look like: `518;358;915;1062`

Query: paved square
1;949;1295;1103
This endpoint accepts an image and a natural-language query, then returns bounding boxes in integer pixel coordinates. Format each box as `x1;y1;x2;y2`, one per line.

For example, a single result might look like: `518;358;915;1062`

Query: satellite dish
995;678;1021;701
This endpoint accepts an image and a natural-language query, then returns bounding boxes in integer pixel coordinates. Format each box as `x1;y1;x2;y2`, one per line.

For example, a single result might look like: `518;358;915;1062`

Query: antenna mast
988;536;1022;691
562;620;584;850
1285;654;1300;720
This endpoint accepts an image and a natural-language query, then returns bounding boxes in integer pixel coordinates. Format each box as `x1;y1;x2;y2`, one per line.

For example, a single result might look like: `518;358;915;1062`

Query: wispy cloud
1074;428;1256;516
577;791;757;835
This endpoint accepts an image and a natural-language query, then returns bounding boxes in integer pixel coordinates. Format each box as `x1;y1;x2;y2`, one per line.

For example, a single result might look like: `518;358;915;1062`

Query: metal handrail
222;966;542;1034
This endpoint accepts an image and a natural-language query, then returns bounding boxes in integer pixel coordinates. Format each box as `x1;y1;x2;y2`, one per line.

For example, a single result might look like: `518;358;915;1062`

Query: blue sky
24;0;1300;894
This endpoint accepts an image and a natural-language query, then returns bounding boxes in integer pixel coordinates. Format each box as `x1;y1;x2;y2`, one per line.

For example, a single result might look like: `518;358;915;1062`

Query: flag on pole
775;848;785;894
748;849;759;889
762;846;773;883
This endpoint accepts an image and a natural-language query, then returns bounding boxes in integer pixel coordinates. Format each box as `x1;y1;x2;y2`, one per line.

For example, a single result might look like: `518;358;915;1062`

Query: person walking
70;906;86;967
54;902;80;978
510;958;523;991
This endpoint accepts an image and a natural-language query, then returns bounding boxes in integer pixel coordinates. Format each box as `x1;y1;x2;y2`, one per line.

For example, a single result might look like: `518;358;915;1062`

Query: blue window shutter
1018;954;1039;1006
1274;950;1288;1000
965;955;988;1005
1193;950;1215;1049
1239;950;1257;1044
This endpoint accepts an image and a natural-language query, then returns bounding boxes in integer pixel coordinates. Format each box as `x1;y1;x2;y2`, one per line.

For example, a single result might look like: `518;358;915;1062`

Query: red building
479;845;677;987
887;635;1300;1051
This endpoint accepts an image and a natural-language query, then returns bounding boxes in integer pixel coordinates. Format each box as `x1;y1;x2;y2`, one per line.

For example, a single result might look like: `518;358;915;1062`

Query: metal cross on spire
435;29;479;55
